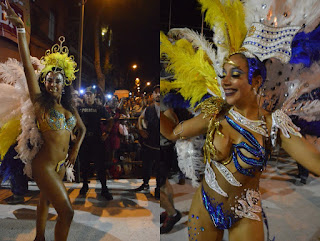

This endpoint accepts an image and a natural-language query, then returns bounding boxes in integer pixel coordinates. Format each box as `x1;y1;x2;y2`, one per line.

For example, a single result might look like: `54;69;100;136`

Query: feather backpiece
175;136;206;187
0;117;21;162
0;57;43;177
243;0;320;33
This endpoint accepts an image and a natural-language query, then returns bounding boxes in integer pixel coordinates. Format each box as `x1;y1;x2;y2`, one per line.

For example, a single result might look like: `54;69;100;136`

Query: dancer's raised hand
0;0;24;27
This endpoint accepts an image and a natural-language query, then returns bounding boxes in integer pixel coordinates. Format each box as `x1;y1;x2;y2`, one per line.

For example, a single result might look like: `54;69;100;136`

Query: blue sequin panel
226;116;267;177
202;186;237;230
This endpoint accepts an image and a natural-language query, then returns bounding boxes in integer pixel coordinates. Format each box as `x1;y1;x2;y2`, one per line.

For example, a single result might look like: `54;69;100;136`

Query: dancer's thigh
188;186;224;241
33;165;72;214
228;213;264;241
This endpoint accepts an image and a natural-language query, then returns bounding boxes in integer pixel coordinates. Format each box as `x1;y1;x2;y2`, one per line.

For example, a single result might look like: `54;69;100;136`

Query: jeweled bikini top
38;108;76;133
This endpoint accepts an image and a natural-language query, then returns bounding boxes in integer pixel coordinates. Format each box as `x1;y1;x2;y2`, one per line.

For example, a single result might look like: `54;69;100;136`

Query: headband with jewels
40;36;78;86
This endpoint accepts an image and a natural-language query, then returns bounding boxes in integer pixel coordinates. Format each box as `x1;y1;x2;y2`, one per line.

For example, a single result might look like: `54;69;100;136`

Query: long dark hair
35;68;76;113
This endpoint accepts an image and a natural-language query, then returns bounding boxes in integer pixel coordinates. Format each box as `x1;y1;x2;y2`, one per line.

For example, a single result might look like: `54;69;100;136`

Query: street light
146;82;151;86
135;77;140;86
126;64;138;88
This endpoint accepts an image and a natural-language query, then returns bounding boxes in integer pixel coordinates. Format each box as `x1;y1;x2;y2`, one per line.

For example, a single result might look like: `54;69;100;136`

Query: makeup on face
222;67;245;79
45;72;65;94
221;55;252;104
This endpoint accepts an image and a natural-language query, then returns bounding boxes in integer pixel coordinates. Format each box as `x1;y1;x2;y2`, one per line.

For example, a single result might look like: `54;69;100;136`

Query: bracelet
16;28;26;33
173;121;184;136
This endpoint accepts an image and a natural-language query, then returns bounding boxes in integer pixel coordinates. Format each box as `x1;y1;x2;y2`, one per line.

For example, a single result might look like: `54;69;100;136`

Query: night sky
161;0;205;33
81;0;208;89
83;0;160;88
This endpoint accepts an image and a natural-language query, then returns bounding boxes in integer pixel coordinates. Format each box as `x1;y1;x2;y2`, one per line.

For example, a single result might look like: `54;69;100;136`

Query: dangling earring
62;88;65;95
253;88;257;95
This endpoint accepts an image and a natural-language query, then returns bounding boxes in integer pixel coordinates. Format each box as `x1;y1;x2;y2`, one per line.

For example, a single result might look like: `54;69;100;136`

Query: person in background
160;101;182;234
0;144;28;205
134;85;160;199
78;86;113;200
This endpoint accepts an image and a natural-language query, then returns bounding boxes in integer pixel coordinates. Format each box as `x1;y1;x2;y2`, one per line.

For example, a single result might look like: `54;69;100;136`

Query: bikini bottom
202;186;239;230
202;184;262;230
55;155;68;172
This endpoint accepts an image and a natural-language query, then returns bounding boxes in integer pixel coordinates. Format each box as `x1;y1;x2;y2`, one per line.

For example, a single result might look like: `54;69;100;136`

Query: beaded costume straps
194;96;231;164
226;116;267;177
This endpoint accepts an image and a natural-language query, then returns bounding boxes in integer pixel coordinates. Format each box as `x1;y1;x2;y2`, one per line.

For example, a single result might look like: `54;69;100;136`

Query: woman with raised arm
0;1;86;240
160;0;320;240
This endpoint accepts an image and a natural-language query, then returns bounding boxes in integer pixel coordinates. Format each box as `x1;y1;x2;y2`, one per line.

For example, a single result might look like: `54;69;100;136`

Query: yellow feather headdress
199;0;247;55
40;36;78;86
160;32;221;107
160;0;247;107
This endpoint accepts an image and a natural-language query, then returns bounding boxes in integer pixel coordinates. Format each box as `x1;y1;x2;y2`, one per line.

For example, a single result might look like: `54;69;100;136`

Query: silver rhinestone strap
204;162;228;197
271;109;302;146
229;108;269;137
213;161;242;187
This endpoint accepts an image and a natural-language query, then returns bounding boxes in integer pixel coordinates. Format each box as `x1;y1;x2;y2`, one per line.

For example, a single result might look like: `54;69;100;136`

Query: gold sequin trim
195;97;230;164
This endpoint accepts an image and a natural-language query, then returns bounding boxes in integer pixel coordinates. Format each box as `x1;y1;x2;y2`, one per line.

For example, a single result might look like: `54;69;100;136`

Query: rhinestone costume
213;160;242;187
242;23;301;63
202;185;262;230
38;108;76;133
204;161;228;197
226;116;268;177
271;109;302;146
229;108;269;137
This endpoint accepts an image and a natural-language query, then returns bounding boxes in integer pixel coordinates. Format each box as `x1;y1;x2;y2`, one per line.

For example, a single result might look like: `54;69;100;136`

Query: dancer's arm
281;133;320;175
0;0;40;102
66;109;86;167
160;112;209;141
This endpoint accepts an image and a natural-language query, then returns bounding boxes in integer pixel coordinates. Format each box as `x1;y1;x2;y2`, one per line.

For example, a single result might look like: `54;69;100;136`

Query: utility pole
77;0;86;91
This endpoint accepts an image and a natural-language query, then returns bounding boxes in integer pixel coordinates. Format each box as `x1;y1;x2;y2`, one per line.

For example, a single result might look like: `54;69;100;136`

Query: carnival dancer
160;0;320;240
0;1;86;240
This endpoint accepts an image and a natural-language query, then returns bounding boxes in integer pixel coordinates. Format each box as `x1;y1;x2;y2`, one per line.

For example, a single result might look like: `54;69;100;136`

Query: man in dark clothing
135;85;160;199
78;86;113;200
0;144;28;204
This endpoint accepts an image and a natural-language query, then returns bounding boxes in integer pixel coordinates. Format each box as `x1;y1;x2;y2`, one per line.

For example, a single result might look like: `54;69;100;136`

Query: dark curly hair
35;67;76;114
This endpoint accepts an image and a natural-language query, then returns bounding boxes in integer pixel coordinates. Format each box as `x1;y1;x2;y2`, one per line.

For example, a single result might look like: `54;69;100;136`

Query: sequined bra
38;108;76;133
226;116;268;177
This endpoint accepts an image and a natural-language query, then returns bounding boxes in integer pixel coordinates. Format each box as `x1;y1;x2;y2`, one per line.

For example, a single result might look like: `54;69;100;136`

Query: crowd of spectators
72;87;157;183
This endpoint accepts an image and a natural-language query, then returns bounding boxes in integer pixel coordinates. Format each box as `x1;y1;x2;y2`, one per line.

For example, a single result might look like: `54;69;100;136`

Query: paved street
0;157;320;241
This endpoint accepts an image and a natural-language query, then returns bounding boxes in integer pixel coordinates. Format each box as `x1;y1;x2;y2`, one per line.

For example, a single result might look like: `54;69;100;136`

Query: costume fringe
175;136;206;187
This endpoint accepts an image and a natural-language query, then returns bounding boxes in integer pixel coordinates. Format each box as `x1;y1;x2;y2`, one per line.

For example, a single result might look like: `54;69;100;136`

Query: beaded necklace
229;108;269;137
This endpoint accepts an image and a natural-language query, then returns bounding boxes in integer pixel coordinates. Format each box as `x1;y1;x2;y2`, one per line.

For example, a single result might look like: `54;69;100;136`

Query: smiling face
44;72;65;98
221;54;259;107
